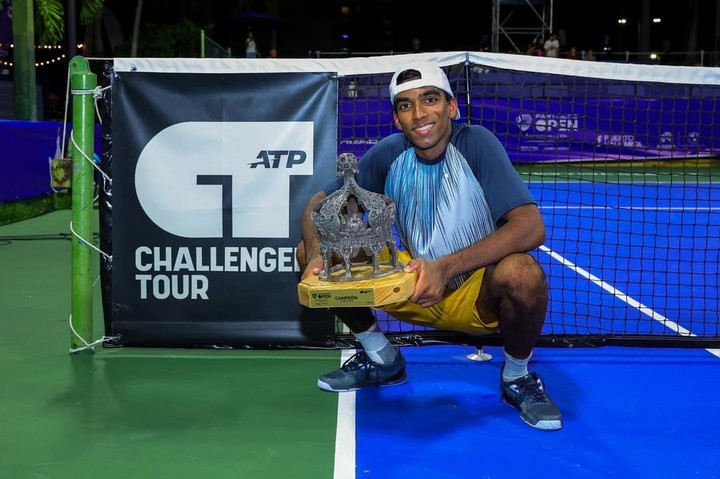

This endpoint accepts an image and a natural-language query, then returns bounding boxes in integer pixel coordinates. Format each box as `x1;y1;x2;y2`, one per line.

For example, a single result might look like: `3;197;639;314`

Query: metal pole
69;56;96;352
491;0;499;53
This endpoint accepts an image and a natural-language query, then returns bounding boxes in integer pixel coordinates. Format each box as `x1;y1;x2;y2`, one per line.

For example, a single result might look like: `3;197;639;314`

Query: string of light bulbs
0;43;84;68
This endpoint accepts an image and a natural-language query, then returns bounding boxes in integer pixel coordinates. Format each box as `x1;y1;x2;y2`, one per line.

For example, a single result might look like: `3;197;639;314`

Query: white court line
540;244;720;360
334;349;356;479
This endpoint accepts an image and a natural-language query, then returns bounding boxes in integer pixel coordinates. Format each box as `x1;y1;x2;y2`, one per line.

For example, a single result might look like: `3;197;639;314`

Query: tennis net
99;52;719;349
334;52;720;348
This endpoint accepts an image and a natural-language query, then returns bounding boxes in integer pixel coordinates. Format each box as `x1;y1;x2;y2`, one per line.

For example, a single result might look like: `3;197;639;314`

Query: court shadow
354;345;583;437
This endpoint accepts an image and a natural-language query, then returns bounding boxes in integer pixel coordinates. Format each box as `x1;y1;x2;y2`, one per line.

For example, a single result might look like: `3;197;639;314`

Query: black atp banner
111;68;337;348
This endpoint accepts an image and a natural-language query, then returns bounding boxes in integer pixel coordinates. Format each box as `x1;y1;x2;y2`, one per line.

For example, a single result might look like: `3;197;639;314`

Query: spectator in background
567;46;579;60
585;49;596;61
544;33;560;58
411;38;423;54
245;31;258;58
267;48;278;59
526;40;543;57
534;39;545;56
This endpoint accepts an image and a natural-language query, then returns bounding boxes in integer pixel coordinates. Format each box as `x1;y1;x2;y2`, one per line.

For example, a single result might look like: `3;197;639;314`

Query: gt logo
135;121;313;239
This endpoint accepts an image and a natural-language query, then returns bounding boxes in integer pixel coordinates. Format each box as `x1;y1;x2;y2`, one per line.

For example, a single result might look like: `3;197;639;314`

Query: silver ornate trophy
298;153;416;308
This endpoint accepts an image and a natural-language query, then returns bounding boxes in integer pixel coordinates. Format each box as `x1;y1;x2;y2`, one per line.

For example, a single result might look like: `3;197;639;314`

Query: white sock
355;322;396;365
502;350;531;382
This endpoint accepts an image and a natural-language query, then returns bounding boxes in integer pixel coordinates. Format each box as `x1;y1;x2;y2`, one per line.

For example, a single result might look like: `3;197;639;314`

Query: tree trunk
12;0;36;120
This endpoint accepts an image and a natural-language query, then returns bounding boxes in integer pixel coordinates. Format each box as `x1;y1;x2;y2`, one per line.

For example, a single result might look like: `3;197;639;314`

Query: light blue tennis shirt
324;123;536;290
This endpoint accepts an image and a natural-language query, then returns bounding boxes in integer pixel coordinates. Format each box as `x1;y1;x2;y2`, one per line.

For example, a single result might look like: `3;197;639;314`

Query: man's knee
492;253;546;296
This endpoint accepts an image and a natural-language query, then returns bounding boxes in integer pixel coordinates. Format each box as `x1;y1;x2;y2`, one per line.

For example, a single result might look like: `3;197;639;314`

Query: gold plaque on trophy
297;153;416;308
298;263;416;308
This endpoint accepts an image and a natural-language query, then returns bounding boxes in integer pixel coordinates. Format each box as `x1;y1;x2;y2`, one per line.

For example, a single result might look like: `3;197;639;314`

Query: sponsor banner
339;97;719;163
112;70;337;347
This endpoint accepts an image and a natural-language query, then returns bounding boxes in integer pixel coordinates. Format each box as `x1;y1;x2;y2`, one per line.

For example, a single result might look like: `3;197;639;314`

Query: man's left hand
404;258;447;308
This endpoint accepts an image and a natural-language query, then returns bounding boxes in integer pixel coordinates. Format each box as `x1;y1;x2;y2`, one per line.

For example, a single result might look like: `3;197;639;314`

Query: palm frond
36;0;65;45
79;0;104;25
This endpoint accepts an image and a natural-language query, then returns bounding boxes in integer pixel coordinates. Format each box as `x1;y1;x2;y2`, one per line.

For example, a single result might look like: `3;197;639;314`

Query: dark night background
12;0;718;120
96;0;715;58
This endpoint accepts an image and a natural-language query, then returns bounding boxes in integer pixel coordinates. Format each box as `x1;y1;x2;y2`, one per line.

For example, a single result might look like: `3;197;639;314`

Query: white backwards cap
389;61;460;120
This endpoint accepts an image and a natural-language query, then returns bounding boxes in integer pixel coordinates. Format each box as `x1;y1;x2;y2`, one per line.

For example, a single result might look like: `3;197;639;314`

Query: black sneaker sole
317;373;408;392
501;395;563;431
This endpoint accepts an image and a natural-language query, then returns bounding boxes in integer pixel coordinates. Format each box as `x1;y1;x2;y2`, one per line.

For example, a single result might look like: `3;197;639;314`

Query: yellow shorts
373;250;500;335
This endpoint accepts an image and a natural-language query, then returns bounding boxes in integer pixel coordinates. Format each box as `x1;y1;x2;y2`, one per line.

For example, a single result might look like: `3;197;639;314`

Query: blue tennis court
336;179;720;478
348;344;720;479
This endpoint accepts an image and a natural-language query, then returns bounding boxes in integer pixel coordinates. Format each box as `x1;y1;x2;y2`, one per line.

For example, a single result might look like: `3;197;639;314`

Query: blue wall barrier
0;120;101;202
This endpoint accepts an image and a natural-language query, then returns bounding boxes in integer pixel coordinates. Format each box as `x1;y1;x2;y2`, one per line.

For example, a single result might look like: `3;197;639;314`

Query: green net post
69;56;96;353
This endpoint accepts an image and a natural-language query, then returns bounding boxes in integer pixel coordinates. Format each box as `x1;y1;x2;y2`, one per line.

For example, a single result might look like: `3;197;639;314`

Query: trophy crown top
337;152;358;178
311;153;402;281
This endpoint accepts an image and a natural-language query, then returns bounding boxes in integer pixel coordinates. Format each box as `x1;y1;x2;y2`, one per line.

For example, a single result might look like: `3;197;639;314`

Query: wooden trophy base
298;265;416;308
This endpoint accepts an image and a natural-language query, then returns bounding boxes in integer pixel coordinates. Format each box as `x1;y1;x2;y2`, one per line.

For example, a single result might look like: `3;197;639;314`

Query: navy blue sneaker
318;350;407;392
501;372;563;431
